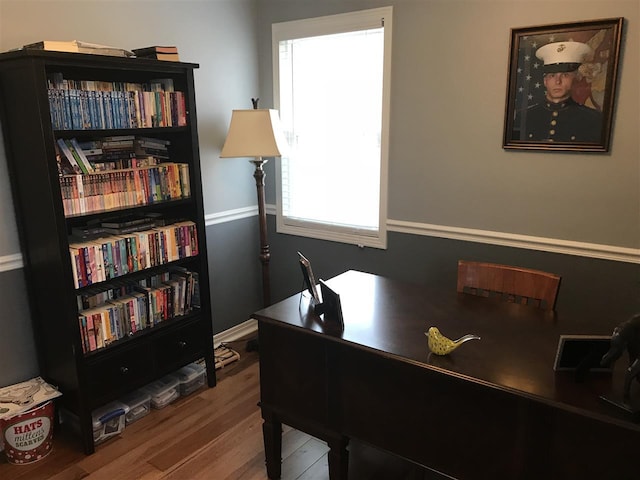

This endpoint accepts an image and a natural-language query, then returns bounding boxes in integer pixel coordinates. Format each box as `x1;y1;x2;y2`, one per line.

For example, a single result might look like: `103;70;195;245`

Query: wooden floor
0;339;435;480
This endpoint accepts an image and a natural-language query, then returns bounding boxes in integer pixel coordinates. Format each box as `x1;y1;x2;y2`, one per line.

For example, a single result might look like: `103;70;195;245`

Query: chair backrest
456;260;561;311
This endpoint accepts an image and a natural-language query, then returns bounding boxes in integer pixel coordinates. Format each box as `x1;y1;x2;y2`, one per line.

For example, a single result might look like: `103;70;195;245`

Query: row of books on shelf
56;135;170;175
77;267;200;354
48;87;186;130
59;162;190;216
69;220;199;288
48;74;178;94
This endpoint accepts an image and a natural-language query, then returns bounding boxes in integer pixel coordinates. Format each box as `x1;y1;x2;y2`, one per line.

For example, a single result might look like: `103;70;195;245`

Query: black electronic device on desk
316;279;344;330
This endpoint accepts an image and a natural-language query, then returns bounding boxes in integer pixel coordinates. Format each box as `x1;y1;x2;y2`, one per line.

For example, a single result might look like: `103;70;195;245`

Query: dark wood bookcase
0;50;216;454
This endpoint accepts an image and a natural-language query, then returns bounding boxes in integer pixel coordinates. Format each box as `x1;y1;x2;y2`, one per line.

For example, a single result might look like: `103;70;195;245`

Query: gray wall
0;0;638;387
268;221;640;326
0;121;20;255
0;269;37;386
257;0;639;248
257;1;639;325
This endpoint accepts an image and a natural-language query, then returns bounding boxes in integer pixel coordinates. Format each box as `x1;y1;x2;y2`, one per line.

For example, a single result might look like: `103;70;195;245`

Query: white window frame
272;7;392;249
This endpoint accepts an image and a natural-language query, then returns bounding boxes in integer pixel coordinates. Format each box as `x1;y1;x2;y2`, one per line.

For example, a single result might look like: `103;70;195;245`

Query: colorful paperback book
69;138;95;173
57;138;82;174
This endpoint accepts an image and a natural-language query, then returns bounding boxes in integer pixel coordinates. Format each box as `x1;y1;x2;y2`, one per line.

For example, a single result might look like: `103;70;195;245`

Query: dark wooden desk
253;270;638;479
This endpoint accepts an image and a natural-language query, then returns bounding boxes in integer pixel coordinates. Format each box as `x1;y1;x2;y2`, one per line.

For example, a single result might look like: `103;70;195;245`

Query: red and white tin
2;400;54;464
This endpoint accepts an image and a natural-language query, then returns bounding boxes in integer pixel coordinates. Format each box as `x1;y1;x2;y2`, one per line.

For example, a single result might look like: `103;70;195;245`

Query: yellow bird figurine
426;326;480;355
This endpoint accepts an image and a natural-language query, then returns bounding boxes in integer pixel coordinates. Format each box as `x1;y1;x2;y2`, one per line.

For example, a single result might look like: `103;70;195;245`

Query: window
273;7;392;248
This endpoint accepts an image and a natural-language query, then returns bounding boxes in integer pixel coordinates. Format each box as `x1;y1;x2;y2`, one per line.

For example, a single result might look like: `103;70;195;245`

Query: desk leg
262;410;282;479
327;436;349;480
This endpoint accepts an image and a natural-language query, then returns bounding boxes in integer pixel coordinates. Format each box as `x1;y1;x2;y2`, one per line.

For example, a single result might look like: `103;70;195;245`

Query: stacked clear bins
92;401;130;445
90;361;205;447
119;389;152;425
143;375;180;409
172;362;206;397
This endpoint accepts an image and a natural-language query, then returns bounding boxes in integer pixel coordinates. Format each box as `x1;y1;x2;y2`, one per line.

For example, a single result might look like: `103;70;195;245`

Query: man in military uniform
513;41;602;143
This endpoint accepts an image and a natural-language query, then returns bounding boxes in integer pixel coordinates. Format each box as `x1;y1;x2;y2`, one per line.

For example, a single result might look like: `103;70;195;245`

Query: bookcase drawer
152;320;207;372
86;343;153;403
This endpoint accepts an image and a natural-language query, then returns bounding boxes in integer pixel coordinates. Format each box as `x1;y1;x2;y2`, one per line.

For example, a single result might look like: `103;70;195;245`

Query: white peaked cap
536;41;593;73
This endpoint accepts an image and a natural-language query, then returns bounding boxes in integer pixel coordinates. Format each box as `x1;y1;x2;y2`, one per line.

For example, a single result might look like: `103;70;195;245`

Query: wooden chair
457;260;561;311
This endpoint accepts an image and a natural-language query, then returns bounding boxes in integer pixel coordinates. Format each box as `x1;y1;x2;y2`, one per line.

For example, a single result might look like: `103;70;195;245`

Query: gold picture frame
502;17;624;152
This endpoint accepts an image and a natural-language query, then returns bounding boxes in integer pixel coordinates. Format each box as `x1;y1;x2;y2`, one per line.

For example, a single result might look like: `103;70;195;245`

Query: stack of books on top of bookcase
132;46;180;62
23;40;134;57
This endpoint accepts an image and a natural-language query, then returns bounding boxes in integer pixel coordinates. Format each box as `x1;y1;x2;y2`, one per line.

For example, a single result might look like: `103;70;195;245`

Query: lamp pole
220;100;286;309
252;157;271;306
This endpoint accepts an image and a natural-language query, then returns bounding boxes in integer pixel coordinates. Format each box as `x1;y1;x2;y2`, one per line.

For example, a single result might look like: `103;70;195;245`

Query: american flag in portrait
513;35;548;115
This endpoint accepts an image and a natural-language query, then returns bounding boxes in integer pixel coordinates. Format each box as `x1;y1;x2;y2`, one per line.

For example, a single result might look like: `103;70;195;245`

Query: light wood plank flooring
0;339;433;479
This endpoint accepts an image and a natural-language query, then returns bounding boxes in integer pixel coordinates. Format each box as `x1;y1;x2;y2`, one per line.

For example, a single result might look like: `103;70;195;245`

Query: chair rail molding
6;208;633;274
212;204;640;264
388;219;640;264
0;253;23;272
205;206;258;226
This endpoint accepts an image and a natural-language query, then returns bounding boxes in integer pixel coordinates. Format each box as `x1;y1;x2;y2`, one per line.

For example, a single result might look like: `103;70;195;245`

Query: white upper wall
0;0;260;256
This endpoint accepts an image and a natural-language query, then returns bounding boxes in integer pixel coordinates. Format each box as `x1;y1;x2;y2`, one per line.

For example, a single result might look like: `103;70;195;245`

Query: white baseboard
213;318;258;348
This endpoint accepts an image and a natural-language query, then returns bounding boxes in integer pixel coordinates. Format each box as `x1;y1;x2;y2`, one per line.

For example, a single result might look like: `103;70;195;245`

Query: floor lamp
220;107;288;307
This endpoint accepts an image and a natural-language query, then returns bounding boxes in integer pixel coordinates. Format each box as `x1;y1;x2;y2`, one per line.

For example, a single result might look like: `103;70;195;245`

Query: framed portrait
297;251;320;304
502;18;624;152
553;335;612;372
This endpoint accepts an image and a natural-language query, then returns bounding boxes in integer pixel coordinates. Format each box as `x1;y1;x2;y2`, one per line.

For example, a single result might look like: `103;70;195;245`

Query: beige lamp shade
220;109;288;158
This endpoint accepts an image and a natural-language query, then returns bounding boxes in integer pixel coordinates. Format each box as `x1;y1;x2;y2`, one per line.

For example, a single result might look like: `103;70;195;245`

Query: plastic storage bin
92;401;129;445
119;389;152;425
172;362;206;397
143;375;180;409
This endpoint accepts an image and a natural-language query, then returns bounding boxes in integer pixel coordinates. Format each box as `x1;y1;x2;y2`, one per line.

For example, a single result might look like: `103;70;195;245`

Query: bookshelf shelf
55;126;190;138
0;49;215;454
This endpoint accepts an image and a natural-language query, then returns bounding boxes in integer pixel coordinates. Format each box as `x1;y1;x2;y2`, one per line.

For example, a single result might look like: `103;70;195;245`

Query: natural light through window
273;7;392;248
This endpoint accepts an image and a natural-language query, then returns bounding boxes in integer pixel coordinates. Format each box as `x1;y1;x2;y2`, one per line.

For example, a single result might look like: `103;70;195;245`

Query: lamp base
246;338;259;352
